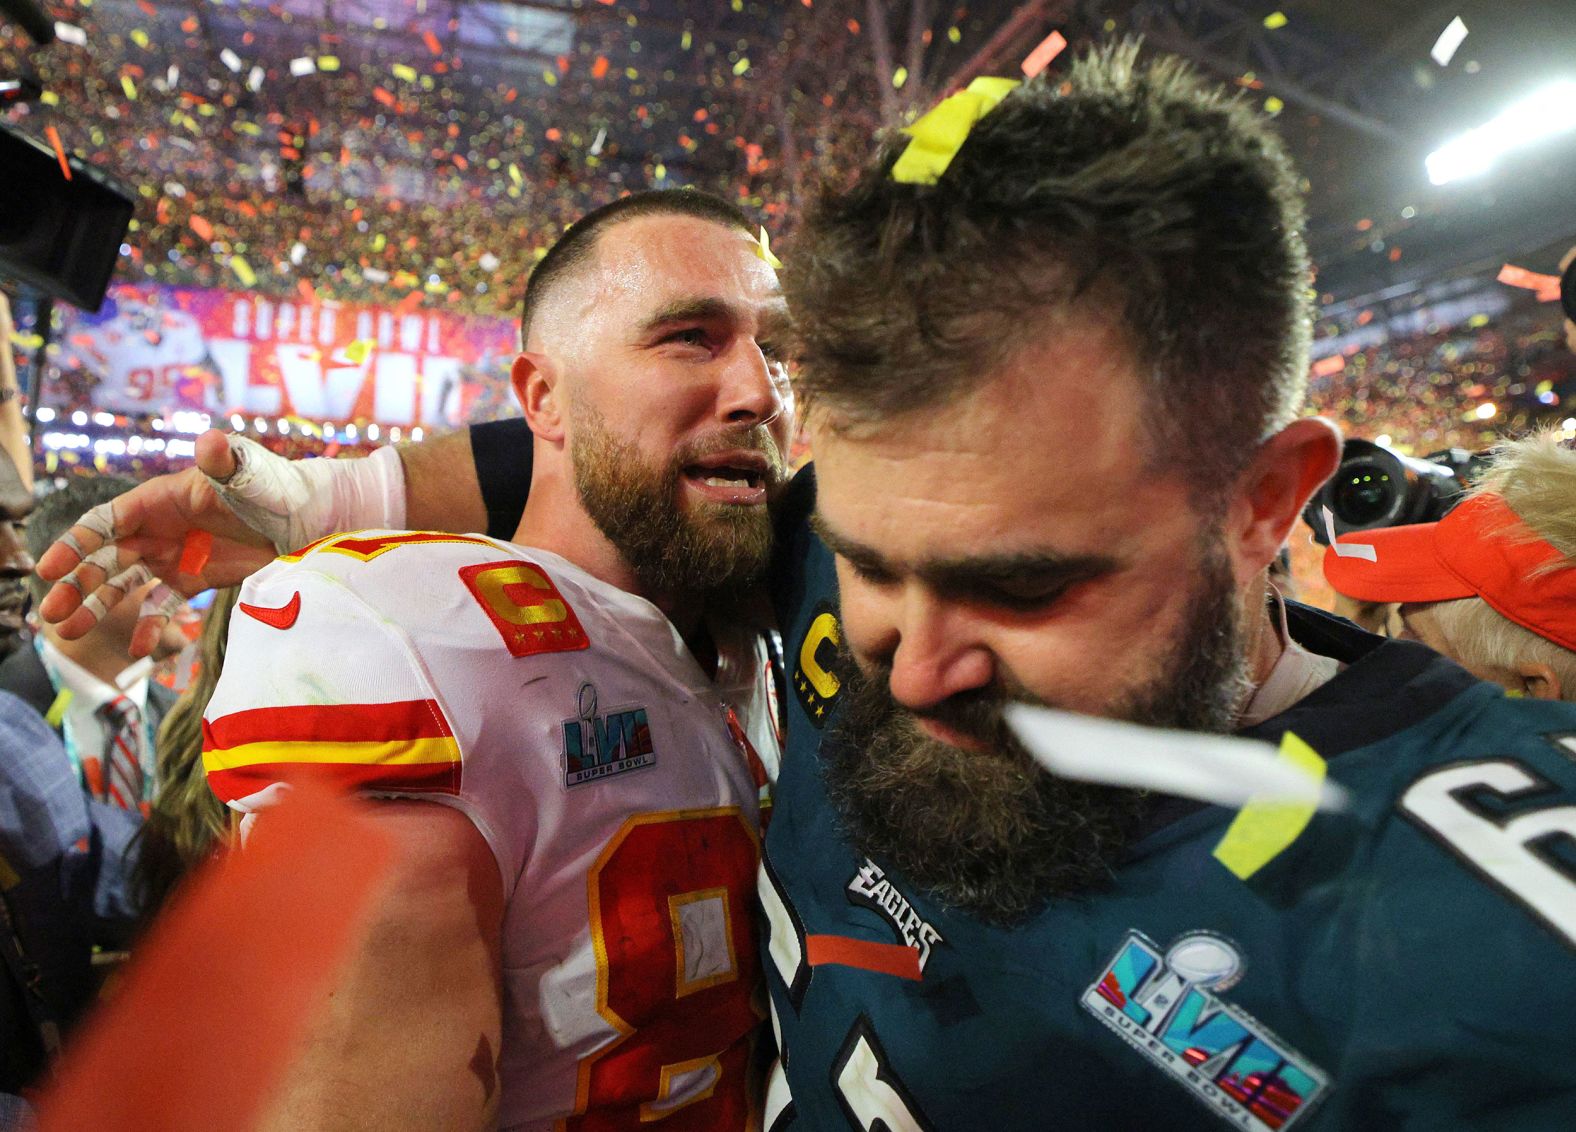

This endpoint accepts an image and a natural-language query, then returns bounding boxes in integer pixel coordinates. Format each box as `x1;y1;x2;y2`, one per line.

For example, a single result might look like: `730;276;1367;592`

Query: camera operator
1324;429;1576;700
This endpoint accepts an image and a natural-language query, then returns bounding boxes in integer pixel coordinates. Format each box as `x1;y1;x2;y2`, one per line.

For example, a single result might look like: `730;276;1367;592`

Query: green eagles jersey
761;469;1576;1131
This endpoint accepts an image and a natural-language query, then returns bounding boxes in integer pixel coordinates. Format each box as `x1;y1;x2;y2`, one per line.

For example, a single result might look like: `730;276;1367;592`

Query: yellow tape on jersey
1212;731;1326;880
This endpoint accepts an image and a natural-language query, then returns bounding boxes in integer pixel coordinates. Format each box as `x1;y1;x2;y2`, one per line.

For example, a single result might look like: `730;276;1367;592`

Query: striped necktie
97;695;145;813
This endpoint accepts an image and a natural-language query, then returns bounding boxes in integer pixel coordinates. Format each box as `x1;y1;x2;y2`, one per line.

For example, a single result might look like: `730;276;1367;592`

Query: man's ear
512;352;565;443
1226;417;1343;584
1514;660;1563;702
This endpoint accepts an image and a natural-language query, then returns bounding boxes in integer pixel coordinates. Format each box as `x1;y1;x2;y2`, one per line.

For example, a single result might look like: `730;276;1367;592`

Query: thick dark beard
571;405;783;601
820;537;1250;925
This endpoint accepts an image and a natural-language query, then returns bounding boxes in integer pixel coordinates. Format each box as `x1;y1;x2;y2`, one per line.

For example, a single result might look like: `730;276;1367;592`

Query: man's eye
845;558;895;587
665;327;710;348
978;579;1071;611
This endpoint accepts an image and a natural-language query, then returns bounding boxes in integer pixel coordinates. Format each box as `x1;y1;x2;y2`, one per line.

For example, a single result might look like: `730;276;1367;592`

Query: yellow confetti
318;55;340;72
342;338;375;364
1263;11;1288;29
890;76;1020;185
543;69;557;86
947;26;961;43
753;226;783;269
391;63;418;83
235;120;261;135
733;57;749;76
131;28;149;48
509;163;523;186
892;66;908;88
230;256;257;288
40;90;59;105
1211;732;1326;880
371;233;386;252
8;332;44;350
1264;96;1284;115
121;75;138;101
654;162;666;180
681;30;692;50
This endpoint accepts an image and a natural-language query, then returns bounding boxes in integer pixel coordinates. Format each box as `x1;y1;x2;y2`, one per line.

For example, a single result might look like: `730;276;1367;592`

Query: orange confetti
545;127;562;141
694;108;708;121
136;0;155;16
189;215;213;241
423;30;443;55
557;54;570;74
592;55;609;80
180;15;197;33
297;278;317;302
1021;30;1067;78
847;18;860;33
45;126;71;181
373;87;396;107
178;530;213;577
396;291;423;314
453;153;468;170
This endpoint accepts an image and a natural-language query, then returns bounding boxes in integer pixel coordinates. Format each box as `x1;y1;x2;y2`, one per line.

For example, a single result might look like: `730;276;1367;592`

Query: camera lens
1331;461;1397;527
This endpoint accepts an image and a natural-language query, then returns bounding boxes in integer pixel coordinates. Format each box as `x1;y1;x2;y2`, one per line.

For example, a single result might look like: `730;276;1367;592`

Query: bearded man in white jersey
196;191;790;1130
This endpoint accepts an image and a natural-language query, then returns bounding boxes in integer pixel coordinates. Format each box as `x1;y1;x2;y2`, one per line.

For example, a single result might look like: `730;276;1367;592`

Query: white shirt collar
40;637;152;714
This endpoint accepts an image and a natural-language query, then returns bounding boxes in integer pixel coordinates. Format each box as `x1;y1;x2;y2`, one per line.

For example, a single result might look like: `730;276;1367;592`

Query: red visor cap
1323;494;1576;653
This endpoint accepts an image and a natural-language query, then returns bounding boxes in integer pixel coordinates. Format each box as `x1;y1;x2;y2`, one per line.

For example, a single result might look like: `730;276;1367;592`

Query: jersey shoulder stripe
203;699;461;803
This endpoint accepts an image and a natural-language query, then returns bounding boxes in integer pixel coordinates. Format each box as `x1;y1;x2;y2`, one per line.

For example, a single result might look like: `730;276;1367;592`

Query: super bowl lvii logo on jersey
561;682;655;788
1082;931;1328;1130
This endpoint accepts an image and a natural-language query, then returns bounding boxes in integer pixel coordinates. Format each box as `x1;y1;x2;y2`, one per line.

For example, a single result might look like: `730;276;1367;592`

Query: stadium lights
1426;79;1576;185
35;407;54;423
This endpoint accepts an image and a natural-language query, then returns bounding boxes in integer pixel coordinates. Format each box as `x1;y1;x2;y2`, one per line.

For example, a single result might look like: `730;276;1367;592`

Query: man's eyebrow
639;297;735;334
811;510;1118;586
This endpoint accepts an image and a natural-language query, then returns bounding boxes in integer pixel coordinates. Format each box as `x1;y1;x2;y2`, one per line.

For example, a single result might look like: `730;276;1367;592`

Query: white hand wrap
208;435;408;553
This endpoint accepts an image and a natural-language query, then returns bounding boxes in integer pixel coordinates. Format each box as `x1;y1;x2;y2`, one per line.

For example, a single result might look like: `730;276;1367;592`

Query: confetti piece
1263;11;1288;29
891;76;1021;185
733;57;750;76
121;75;138;101
1021;30;1067;78
40;90;59;105
753;226;783;269
1322;507;1377;562
342;338;375;364
1431;16;1468;66
177;529;213;576
45;126;72;181
1265;96;1284;114
289;57;316;77
53;22;86;46
592;55;609;79
1006;706;1346;811
947;26;961;43
317;55;340;72
681;30;692;50
131;28;150;48
1497;263;1562;302
220;48;242;73
34;779;394;1132
8;332;44;350
230;256;257;288
892;66;908;88
391;63;418;83
1211;732;1326;879
248;66;265;91
297;278;316;302
189;215;213;241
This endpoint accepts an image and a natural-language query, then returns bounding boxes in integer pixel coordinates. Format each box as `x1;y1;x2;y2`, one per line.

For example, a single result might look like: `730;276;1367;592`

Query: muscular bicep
256;800;505;1132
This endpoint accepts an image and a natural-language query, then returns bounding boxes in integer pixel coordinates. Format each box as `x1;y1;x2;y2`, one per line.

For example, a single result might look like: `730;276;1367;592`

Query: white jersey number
1401;758;1576;947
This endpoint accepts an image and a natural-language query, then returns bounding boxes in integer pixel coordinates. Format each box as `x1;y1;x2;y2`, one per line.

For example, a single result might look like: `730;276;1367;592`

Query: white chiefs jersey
79;303;214;414
202;531;781;1130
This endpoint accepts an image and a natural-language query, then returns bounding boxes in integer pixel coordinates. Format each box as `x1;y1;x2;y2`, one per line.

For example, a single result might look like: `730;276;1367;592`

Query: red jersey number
567;808;763;1130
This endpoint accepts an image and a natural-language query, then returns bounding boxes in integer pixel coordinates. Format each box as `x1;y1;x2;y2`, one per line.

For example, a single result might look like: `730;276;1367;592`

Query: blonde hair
1427;429;1576;696
133;588;239;918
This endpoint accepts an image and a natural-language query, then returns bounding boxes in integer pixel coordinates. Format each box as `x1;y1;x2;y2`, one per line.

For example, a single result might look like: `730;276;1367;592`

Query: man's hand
37;430;275;655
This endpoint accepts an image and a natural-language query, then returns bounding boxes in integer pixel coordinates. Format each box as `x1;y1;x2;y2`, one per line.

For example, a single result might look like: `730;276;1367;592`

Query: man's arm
0;294;32;492
256;800;504;1132
37;420;533;652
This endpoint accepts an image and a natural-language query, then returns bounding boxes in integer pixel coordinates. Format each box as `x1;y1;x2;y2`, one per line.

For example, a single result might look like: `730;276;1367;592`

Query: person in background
1;476;186;816
1324;429;1576;700
0;455;139;1104
132;588;237;920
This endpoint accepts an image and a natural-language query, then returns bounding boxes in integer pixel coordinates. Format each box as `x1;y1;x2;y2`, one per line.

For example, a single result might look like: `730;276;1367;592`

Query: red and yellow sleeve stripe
202;699;462;803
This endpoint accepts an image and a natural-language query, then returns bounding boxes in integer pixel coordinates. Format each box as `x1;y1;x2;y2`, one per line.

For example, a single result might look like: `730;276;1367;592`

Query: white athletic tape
82;545;126;576
57;531;89;560
210;435;406;552
77;502;117;542
139;584;186;622
103;562;154;596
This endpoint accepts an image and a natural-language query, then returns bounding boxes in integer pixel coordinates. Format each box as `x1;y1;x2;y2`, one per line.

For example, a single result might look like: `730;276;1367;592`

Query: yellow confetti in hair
890;76;1020;185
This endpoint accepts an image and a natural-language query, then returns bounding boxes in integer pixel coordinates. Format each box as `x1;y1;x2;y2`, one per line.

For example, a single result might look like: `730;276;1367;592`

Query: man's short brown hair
519;189;755;348
784;40;1313;498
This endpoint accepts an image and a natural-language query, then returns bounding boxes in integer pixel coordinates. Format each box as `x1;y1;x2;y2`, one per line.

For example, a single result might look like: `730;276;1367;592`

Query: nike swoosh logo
239;591;301;630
